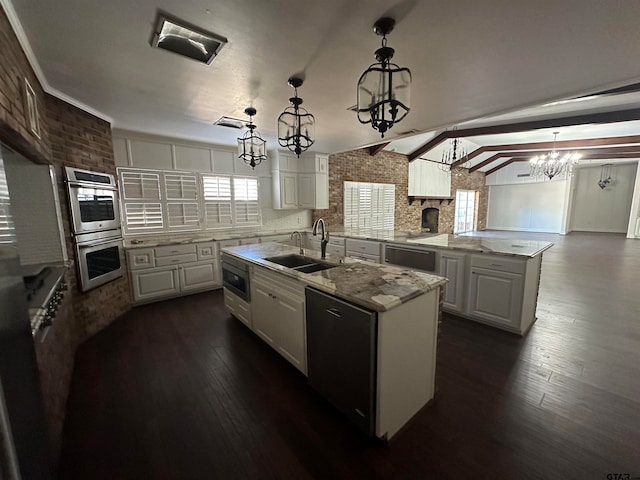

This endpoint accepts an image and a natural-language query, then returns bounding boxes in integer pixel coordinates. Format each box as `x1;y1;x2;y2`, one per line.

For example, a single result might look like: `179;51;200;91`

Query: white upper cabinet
271;150;329;209
408;159;451;197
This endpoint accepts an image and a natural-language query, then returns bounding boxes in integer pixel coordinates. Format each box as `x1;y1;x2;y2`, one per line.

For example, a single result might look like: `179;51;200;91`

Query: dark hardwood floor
59;232;640;479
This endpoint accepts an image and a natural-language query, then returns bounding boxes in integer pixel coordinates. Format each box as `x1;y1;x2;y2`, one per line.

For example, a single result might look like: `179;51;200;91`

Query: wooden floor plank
59;232;640;479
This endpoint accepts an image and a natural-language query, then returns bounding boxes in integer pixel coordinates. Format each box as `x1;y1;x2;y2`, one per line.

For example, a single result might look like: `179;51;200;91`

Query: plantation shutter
165;173;199;231
203;175;233;228
119;170;164;233
233;177;260;226
0;160;16;243
343;181;394;230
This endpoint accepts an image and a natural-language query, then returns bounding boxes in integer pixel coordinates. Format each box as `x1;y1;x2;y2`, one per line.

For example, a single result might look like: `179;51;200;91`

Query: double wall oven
65;167;124;292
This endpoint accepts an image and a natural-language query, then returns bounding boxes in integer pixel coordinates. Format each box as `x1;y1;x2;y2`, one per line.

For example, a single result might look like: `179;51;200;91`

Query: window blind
0;160;16;243
344;181;395;230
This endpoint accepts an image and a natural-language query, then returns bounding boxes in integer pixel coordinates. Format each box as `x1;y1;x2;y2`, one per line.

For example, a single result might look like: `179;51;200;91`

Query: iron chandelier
237;107;266;169
356;17;411;138
277;77;315;157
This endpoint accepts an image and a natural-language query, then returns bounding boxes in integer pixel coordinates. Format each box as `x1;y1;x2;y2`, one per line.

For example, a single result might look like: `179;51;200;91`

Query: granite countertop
123;229;297;249
222;243;447;312
328;228;554;257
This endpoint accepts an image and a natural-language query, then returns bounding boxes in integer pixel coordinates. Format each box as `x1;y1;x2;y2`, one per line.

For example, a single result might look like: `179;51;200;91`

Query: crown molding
0;0;113;124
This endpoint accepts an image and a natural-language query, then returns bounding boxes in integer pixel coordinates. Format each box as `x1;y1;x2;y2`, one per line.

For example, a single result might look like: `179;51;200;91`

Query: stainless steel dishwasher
305;287;377;435
384;244;438;272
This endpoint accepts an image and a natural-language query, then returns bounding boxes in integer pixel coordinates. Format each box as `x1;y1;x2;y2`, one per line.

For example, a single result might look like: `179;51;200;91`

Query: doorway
454;189;476;234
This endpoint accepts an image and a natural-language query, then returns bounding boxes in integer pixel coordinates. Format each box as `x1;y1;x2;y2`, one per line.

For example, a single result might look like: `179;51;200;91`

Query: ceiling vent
150;11;227;64
213;116;245;129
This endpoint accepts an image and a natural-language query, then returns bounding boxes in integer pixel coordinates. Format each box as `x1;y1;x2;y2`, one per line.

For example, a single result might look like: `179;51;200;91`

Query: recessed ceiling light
150;11;227;65
213;116;245;129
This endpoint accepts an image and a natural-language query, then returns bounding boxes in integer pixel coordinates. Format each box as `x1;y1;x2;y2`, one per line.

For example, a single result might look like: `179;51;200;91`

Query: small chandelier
356;17;411;138
237;107;266;169
598;164;612;189
440;132;469;173
278;77;315;157
530;132;581;180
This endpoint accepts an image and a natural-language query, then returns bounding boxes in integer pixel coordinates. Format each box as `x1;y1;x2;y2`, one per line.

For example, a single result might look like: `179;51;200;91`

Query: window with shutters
164;173;199;230
344;181;395;230
0;159;16;244
118;168;261;234
120;170;163;233
202;175;232;228
232;177;260;226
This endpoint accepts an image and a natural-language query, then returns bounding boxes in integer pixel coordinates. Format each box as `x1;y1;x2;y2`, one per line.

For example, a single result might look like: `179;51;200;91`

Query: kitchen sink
264;254;337;273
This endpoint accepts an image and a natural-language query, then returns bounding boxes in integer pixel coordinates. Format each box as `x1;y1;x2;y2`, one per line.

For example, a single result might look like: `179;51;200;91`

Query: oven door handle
77;239;122;249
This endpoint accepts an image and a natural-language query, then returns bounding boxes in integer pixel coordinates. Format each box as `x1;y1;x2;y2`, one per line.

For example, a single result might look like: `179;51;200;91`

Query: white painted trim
626;160;640;238
0;0;113;124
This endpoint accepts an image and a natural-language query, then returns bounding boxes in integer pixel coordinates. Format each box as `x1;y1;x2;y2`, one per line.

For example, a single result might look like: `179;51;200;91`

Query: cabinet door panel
298;174;315;209
251;278;277;346
281;173;299;208
275;290;306;373
468;267;523;327
180;262;218;291
440;253;465;313
132;267;179;302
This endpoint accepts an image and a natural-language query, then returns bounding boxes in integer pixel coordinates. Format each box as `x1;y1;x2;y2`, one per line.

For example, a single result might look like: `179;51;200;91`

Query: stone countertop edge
123;227;553;258
221;243;448;313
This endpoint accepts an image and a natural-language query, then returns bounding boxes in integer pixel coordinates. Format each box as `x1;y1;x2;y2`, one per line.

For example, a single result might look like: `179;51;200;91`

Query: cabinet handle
327;308;341;317
490;263;503;267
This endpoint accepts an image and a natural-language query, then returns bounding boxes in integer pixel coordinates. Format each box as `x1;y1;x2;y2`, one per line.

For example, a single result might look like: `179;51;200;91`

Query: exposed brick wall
46;95;132;339
0;4;131;466
314;148;488;233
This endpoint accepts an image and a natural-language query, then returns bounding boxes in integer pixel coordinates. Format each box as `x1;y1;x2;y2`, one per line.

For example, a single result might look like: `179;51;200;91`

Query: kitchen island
303;228;553;335
221;242;447;440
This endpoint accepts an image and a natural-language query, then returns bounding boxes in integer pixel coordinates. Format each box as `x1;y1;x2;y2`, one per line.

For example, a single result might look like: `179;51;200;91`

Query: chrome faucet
291;231;304;254
312;218;329;259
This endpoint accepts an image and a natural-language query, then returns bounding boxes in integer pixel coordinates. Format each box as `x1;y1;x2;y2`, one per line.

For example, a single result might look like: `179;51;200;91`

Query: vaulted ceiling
6;0;640;158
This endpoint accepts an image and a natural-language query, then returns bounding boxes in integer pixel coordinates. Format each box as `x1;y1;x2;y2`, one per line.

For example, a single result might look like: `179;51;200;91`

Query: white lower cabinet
468;266;523;328
439;251;466;313
128;241;221;304
132;265;181;301
250;267;306;374
224;287;252;327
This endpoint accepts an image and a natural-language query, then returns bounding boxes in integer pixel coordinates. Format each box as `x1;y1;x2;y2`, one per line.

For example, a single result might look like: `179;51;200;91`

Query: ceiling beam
368;142;390;156
485;159;515;176
469;153;528;173
407;108;640;161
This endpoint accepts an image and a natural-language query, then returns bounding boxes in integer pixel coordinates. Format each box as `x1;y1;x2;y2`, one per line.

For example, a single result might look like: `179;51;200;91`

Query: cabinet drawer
127;248;155;270
154;244;196;257
196;242;217;260
327;236;345;246
348;252;380;263
470;255;525;275
155;253;198;266
326;244;345;256
346;239;380;256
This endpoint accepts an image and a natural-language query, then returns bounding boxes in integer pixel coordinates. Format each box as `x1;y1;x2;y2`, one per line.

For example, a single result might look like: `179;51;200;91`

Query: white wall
626;161;640;238
487;181;567;233
570;163;637;233
113;130;312;232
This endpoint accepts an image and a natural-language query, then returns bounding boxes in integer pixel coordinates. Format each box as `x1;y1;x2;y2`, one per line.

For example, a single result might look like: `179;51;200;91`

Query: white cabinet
131;266;181;302
250;266;306;373
224;287;252;327
468;266;523;328
128;241;221;304
439;251;466;313
272;171;299;209
346;238;381;263
271;151;329;209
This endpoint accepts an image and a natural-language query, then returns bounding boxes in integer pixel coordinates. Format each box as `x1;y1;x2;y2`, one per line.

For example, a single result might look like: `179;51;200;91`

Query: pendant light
237;107;266;169
277;77;315;157
356;17;411;138
529;132;581;180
